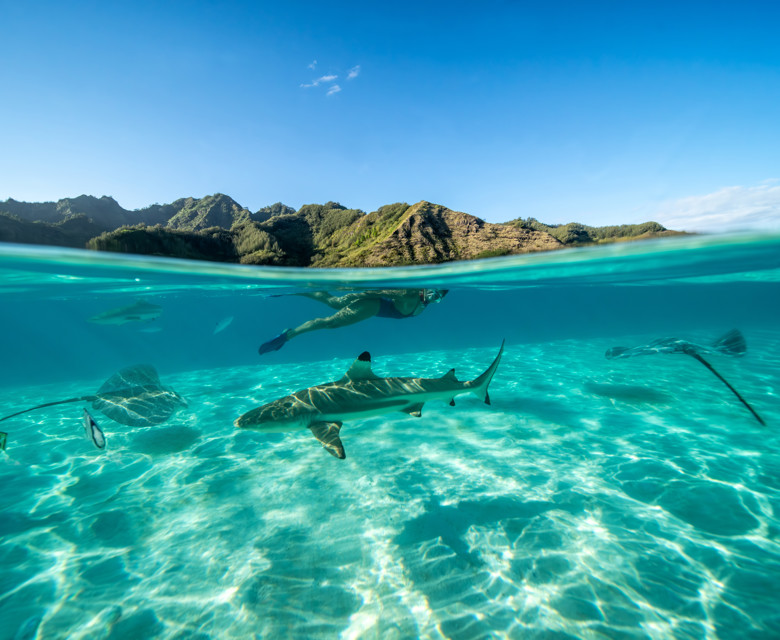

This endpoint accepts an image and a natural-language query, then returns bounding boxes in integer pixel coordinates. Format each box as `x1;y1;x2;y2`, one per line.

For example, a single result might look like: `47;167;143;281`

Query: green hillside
1;194;682;267
508;217;670;245
164;194;253;231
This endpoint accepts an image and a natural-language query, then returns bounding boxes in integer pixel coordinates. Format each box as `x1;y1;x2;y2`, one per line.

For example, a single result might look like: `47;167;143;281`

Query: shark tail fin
712;329;747;357
467;340;505;405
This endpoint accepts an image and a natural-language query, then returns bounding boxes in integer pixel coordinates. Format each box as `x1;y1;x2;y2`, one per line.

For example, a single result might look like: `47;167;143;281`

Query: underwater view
0;234;779;640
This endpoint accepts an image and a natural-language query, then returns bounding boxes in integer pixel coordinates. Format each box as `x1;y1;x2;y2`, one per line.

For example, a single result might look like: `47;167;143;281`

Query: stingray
606;329;765;425
0;365;187;449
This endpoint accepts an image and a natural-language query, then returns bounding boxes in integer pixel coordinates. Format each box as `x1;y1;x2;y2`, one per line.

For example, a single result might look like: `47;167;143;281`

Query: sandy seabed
1;334;779;640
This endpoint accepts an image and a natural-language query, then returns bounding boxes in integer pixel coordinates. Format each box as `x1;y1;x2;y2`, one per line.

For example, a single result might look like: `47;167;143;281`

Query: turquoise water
0;235;779;640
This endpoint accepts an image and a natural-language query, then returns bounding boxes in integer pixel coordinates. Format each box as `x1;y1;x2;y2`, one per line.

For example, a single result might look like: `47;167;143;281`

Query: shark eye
282;401;293;408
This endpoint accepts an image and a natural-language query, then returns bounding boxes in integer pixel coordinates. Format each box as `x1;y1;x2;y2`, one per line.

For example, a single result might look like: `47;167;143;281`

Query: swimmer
258;289;448;355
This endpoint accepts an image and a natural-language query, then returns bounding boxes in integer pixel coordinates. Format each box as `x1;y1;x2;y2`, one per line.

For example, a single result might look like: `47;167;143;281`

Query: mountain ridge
0;194;683;267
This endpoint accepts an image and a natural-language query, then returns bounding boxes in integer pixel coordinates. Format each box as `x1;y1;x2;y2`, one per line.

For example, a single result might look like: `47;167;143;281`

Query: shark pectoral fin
402;402;425;418
309;422;346;459
449;398;455;406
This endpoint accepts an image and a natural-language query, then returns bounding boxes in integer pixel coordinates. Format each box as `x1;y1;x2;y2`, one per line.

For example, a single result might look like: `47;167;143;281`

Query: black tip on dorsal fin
358;351;371;362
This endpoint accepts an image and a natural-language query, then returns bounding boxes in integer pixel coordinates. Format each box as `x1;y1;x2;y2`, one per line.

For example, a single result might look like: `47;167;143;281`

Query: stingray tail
712;329;747;357
0;396;96;423
689;353;765;425
467;340;505;405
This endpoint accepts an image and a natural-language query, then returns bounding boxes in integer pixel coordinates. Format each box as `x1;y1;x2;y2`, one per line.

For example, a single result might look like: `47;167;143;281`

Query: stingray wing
606;338;686;359
97;365;162;394
93;365;185;427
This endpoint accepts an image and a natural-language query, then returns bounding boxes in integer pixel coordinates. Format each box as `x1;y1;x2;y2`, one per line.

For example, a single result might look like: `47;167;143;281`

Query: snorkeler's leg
297;291;337;305
259;295;337;354
286;299;381;339
259;296;380;355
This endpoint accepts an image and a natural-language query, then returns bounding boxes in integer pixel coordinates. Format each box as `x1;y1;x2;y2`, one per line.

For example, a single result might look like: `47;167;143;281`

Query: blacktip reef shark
235;341;505;459
89;300;162;325
606;329;765;425
0;365;187;451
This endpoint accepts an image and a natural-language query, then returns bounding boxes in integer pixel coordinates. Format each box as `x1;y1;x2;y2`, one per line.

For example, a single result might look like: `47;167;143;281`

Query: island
0;194;682;267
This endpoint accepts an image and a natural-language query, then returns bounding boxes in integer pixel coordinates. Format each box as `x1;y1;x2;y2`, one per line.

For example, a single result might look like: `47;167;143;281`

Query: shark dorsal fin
441;368;458;382
343;351;378;381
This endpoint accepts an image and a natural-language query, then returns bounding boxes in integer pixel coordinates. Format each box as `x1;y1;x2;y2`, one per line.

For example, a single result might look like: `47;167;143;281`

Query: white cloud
654;182;780;233
300;74;338;89
300;63;357;94
308;60;317;70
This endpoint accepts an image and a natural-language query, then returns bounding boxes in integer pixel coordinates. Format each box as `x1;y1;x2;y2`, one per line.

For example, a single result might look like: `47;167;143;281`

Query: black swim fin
258;331;289;355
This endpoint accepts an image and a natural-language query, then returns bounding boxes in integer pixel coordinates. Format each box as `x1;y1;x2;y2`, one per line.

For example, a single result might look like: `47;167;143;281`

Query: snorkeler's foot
258;330;290;355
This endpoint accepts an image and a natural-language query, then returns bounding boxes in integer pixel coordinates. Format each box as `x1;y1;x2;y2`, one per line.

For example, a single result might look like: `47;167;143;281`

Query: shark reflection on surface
236;342;505;459
606;329;765;425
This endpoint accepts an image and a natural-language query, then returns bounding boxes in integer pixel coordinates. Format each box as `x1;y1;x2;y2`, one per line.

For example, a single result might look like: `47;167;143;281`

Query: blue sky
1;1;779;231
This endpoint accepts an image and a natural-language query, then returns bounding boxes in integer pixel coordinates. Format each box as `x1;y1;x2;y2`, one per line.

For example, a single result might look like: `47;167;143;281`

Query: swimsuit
376;297;423;319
